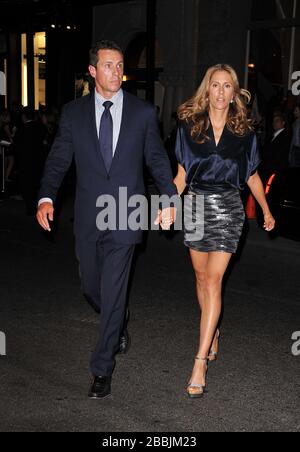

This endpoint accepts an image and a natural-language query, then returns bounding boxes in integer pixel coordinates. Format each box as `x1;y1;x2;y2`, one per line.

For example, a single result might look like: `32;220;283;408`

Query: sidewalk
0;197;299;432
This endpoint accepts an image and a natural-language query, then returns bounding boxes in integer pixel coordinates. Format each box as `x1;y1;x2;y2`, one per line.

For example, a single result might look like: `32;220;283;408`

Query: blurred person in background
0;109;15;182
40;109;59;159
261;113;291;182
290;105;300;167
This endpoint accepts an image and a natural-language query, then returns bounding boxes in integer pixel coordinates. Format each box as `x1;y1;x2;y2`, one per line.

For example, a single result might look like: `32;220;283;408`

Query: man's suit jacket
261;129;291;180
39;90;178;244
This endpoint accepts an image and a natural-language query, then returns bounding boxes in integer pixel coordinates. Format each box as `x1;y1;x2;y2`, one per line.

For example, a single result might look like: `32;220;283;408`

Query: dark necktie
99;101;113;172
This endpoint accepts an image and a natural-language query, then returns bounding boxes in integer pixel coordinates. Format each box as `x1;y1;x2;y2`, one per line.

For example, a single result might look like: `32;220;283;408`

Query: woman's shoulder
177;119;190;130
245;128;256;140
233;127;256;142
177;120;193;141
178;119;200;140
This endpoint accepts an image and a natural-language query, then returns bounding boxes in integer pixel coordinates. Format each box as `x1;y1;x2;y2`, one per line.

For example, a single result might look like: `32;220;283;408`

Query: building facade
1;0;300;133
93;0;252;134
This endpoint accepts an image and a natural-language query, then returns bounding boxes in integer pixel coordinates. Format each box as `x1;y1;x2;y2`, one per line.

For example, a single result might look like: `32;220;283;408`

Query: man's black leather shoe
88;376;112;399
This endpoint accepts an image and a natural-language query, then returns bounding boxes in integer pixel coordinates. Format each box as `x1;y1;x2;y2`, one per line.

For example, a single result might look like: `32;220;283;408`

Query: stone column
158;0;201;135
197;0;252;81
26;30;35;110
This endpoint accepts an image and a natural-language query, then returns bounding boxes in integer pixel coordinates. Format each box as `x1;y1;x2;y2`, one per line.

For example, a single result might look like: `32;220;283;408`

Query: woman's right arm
174;164;187;195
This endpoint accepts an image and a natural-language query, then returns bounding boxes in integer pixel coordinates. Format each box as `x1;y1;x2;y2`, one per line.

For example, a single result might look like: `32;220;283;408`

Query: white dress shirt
39;88;124;206
95;88;123;155
272;128;285;142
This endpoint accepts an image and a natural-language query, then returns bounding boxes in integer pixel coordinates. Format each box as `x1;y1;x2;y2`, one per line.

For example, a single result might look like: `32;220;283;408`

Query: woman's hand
263;211;275;232
247;172;275;232
154;208;176;230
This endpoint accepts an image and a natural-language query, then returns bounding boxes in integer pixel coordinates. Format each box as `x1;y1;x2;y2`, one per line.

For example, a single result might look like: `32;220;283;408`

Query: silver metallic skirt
184;187;245;254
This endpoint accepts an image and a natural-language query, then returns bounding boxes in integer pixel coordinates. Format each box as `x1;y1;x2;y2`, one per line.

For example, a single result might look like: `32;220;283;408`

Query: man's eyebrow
101;60;124;64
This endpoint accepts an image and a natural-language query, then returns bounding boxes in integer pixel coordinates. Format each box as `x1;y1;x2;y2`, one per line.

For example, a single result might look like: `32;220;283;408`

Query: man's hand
154;207;176;231
36;202;54;232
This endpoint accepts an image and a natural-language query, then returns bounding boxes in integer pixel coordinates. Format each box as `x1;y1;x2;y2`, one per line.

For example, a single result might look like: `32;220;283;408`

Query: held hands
38;204;176;232
36;202;54;232
263;211;275;232
154;207;177;231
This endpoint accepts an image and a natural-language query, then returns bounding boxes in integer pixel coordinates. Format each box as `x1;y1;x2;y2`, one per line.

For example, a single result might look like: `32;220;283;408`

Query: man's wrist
38;198;53;207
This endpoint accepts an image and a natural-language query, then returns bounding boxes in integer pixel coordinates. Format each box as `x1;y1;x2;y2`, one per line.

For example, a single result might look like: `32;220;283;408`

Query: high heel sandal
186;357;208;399
208;329;220;362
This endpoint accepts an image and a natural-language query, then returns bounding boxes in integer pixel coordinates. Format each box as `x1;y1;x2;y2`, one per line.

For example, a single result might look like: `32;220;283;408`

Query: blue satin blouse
175;121;261;191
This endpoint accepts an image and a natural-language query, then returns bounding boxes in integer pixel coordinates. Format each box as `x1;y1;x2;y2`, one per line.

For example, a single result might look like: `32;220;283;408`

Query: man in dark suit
261;113;291;182
37;41;177;399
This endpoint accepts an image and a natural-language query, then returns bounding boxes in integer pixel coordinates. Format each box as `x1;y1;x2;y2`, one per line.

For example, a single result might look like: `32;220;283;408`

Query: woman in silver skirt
174;64;275;399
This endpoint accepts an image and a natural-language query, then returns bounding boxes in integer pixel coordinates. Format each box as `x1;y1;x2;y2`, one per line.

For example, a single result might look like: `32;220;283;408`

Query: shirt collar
273;128;285;139
95;88;123;108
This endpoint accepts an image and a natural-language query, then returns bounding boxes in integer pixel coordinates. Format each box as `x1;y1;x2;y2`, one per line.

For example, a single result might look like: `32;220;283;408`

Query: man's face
89;49;124;96
273;116;285;132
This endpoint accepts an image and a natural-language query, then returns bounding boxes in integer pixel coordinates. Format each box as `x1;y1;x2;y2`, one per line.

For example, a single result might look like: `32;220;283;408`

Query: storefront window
21;32;46;109
34;32;46;109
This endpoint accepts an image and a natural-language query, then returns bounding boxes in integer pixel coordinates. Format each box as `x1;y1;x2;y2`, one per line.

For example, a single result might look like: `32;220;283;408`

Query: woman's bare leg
188;250;232;387
190;250;209;313
5;156;14;181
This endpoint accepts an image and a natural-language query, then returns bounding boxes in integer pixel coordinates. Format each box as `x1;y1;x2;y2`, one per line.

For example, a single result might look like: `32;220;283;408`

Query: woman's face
208;70;235;111
2;112;10;124
294;107;300;119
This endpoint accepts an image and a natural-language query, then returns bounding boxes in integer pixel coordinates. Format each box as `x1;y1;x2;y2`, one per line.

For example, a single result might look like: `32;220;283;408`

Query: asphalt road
0;197;299;432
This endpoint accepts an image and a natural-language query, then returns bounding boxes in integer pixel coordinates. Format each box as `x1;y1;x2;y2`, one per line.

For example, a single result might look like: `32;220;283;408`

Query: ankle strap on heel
195;356;208;361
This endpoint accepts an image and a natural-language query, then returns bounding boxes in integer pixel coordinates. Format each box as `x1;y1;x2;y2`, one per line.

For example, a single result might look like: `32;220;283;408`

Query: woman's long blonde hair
178;64;252;143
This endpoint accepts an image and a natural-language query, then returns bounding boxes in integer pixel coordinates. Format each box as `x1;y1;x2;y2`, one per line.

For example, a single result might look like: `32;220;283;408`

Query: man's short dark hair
89;40;124;67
